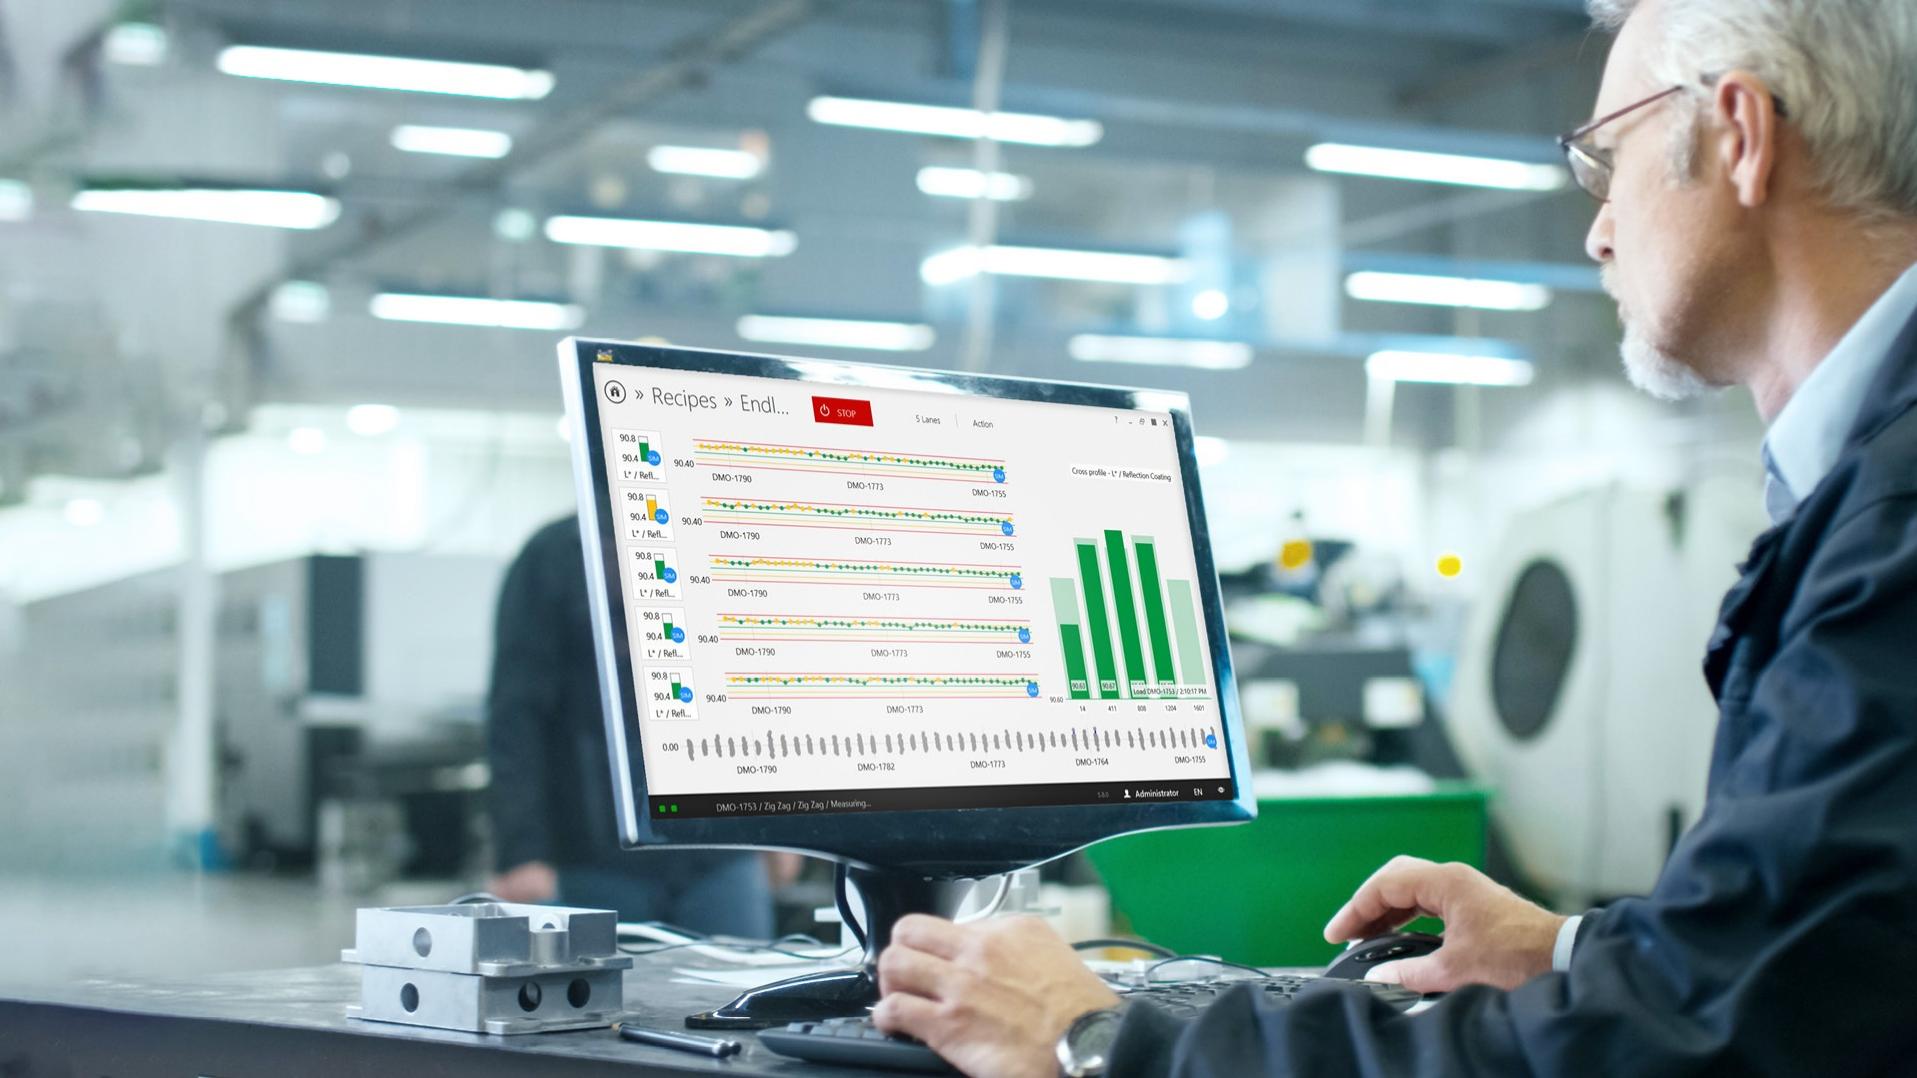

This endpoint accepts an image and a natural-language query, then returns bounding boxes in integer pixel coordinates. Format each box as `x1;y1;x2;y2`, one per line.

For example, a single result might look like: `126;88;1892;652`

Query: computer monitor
558;337;1253;1025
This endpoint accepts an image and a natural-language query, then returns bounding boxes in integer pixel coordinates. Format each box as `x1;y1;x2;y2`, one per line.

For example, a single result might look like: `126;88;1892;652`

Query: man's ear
1714;70;1780;208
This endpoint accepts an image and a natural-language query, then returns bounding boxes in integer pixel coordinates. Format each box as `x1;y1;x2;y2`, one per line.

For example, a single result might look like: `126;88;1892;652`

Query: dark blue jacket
1112;305;1917;1076
487;516;743;879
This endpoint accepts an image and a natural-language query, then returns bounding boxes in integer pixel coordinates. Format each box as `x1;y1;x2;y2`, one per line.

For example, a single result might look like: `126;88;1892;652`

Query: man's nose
1585;202;1614;264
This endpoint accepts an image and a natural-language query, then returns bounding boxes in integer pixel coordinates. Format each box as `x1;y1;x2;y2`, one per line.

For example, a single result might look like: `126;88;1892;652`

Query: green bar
1051;578;1091;700
1075;541;1120;696
1104;530;1146;697
639;439;651;460
654;558;668;580
670;679;684;697
1167;579;1206;689
662;618;675;639
1060;625;1091;700
1133;537;1176;690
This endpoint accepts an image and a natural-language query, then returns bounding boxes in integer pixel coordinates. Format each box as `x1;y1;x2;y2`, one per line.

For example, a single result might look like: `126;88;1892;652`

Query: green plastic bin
1086;784;1489;967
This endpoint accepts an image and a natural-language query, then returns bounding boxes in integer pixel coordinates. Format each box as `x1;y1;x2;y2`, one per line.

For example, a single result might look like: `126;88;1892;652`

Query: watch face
1060;1007;1125;1076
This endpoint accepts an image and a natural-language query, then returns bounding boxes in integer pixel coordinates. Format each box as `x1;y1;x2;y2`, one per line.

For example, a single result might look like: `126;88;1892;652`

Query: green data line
1167;579;1206;688
1133;537;1178;692
1104;530;1147;696
1075;541;1120;696
1051;577;1091;700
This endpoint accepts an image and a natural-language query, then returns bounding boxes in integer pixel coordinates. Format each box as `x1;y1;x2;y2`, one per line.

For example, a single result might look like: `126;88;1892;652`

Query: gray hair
1588;0;1917;219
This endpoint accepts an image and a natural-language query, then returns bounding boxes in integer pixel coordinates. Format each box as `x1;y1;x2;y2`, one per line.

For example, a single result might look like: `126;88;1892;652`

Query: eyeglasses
1557;82;1789;202
1557;85;1685;202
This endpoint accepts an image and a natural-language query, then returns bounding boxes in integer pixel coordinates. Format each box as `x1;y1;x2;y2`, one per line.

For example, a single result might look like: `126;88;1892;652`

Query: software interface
590;357;1233;818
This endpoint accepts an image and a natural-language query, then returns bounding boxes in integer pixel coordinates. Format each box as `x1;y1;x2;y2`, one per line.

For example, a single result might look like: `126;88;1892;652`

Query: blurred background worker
485;514;775;934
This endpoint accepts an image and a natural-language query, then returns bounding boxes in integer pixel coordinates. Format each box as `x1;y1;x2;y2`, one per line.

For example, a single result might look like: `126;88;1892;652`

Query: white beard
1619;322;1713;401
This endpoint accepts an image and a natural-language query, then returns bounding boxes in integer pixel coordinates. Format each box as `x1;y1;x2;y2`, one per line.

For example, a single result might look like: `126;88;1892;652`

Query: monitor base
684;865;984;1030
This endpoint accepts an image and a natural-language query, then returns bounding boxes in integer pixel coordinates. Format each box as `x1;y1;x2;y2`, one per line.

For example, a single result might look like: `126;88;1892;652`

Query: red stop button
812;395;874;426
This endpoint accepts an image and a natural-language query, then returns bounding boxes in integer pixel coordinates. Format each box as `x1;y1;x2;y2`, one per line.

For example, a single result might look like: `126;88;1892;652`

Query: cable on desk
1142;955;1274;985
1071;937;1179;959
834;864;868;952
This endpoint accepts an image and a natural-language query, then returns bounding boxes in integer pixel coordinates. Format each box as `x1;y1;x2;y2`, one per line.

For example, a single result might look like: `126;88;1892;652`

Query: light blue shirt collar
1762;260;1917;523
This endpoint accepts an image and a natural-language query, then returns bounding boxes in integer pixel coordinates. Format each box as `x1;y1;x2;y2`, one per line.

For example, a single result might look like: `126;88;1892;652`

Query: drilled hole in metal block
518;982;543;1012
568;978;591;1009
412;927;432;957
400;983;419;1013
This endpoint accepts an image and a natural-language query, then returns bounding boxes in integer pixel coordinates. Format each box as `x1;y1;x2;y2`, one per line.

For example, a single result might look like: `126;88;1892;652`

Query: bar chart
610;428;666;484
1052;531;1209;700
616;487;674;542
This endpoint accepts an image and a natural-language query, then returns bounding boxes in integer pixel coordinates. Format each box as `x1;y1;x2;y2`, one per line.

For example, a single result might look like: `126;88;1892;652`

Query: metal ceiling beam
1020;0;1580;49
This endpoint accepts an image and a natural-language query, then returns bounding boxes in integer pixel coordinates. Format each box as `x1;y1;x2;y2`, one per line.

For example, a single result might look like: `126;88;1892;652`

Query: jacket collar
1839;284;1917;453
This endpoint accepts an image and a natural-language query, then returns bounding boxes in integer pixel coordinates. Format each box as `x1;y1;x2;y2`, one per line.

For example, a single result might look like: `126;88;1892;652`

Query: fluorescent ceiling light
369;292;584;331
0;179;30;222
216;45;554;99
287;427;328;455
543;215;796;258
270;280;331;323
72;187;340;229
346;404;401;436
1366;350;1535;387
647;146;763;179
1190;288;1230;321
390;124;513;158
808;96;1102;147
1345;270;1551;311
63;498;105;527
737;315;935;352
922;245;1188;286
916;166;1032;201
1305;143;1567;191
104;22;168;65
1068;334;1252;370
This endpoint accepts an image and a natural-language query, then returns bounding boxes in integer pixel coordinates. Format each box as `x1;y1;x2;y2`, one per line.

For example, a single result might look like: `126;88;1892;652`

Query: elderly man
872;0;1917;1073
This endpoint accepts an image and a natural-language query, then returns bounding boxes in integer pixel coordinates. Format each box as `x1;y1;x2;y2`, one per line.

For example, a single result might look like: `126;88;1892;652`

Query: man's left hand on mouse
1323;855;1566;993
873;913;1120;1078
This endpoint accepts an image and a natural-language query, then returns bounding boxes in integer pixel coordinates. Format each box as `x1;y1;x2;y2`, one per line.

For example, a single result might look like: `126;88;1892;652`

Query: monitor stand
685;864;991;1029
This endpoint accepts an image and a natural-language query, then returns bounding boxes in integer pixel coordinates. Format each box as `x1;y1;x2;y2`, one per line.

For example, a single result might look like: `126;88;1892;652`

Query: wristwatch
1056;1004;1127;1078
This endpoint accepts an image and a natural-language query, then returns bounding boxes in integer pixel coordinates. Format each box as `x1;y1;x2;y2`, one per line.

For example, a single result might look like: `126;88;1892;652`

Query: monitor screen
561;339;1251;873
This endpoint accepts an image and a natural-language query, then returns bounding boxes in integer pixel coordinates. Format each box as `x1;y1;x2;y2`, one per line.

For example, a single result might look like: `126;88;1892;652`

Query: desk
0;954;877;1076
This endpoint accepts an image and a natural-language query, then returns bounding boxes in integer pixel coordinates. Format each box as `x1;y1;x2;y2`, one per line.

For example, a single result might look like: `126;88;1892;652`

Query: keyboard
757;976;1424;1072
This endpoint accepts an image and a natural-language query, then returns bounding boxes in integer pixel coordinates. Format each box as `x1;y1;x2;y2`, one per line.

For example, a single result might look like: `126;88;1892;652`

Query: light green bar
1167;579;1206;688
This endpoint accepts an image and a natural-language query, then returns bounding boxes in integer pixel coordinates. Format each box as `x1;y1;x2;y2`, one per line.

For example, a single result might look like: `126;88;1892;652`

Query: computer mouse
1322;931;1444;981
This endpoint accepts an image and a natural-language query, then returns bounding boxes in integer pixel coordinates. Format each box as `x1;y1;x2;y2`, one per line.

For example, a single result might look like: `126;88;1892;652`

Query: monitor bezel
559;336;1255;877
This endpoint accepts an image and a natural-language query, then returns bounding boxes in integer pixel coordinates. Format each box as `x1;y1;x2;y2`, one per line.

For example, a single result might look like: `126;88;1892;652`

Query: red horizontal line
695;460;999;484
701;496;1011;516
711;577;1009;590
703;518;998;538
711;554;1018;568
693;438;1005;463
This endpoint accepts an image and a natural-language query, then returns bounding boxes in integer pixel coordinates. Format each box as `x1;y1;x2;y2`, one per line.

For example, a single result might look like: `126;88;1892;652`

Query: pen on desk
613;1020;743;1059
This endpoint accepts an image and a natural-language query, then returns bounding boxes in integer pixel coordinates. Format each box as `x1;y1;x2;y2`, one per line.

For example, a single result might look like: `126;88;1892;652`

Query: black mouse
1322;931;1444;981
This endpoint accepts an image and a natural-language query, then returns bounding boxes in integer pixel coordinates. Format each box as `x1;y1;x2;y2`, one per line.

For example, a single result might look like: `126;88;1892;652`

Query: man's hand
488;860;559;904
1323;856;1565;993
873;914;1121;1078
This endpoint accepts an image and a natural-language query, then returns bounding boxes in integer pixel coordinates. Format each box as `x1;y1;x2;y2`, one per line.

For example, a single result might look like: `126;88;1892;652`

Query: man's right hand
1323;856;1566;993
489;860;559;904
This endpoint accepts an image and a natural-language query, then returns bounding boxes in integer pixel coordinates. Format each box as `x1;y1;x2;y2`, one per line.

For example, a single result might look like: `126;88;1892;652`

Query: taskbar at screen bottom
646;778;1237;819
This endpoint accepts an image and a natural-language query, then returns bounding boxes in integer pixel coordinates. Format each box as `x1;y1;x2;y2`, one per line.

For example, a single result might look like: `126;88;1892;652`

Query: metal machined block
350;964;626;1034
342;902;633;1035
